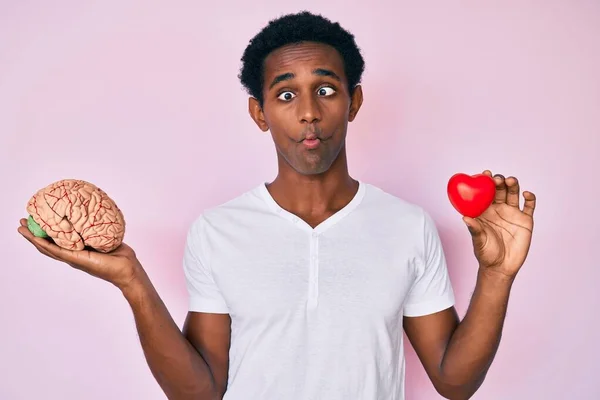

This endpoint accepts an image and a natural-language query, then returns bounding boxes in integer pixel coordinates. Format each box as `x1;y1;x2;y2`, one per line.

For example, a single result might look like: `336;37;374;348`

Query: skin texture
18;41;536;400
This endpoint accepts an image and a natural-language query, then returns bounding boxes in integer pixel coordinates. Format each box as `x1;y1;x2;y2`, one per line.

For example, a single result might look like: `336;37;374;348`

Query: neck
266;147;359;217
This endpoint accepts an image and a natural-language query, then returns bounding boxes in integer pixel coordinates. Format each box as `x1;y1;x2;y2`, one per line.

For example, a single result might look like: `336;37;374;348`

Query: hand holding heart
448;170;537;280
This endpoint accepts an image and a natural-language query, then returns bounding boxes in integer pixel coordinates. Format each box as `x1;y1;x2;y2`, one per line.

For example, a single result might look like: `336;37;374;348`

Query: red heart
447;173;496;218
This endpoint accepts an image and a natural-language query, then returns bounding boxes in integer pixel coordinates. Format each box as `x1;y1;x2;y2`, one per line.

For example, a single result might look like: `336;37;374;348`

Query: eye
277;91;295;101
317;87;336;96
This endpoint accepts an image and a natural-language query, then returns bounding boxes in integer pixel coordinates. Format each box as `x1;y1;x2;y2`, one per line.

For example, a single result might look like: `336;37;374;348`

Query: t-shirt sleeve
403;210;455;317
182;216;230;314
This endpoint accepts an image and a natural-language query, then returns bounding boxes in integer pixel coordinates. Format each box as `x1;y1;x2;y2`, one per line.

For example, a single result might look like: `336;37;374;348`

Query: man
18;11;536;400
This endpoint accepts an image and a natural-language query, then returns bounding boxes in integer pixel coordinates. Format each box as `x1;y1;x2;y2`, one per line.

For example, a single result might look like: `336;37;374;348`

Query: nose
298;93;322;124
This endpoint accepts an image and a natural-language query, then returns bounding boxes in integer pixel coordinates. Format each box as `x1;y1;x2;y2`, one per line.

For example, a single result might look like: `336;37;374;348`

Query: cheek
324;109;349;135
265;112;296;140
324;98;350;120
267;122;294;152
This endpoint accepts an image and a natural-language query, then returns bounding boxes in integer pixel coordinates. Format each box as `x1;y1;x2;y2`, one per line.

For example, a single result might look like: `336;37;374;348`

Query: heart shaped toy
447;173;496;218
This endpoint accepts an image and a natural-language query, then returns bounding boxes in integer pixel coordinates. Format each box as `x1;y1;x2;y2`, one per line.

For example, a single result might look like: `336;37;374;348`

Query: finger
523;191;536;217
18;224;82;264
18;223;102;271
463;216;484;237
493;174;507;203
18;224;46;243
37;246;61;261
505;176;520;207
33;236;85;266
18;226;60;261
18;224;38;242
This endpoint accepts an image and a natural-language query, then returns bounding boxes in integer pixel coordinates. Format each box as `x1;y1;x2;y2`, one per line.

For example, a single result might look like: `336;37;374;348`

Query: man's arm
403;270;513;400
404;172;535;399
123;266;231;400
183;311;231;396
17;215;232;399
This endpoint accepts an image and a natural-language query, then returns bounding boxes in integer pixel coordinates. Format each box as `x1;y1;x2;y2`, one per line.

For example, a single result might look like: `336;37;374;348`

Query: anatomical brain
26;179;126;253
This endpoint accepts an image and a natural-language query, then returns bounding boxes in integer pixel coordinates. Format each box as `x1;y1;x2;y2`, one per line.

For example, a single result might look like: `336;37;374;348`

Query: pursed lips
299;130;331;149
297;127;330;143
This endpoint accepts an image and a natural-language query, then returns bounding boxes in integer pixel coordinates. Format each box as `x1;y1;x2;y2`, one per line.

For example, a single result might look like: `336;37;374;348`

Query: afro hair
238;11;365;105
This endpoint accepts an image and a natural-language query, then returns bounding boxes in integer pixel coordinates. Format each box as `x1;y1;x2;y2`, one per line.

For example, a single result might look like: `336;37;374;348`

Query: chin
294;162;332;176
281;150;336;176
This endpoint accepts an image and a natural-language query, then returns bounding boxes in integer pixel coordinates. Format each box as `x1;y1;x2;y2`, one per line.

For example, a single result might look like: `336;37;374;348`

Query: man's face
249;41;362;176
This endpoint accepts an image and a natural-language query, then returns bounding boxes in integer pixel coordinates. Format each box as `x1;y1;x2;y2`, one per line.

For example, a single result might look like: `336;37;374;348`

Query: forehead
263;41;346;79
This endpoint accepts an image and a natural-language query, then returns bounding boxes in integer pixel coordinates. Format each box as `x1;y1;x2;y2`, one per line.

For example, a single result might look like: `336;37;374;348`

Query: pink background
1;1;598;399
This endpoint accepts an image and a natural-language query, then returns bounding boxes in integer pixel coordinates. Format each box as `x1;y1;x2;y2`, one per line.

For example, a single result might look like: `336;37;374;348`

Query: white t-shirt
182;181;455;400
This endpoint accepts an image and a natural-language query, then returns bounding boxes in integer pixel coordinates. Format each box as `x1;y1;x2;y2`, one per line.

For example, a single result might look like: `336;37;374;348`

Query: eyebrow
268;68;341;89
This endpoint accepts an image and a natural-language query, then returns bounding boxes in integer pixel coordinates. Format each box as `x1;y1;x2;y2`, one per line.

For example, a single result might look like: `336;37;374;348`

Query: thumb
463;216;484;237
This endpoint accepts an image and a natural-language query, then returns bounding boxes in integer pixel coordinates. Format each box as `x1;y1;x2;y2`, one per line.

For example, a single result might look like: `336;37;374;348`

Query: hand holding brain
26;179;126;253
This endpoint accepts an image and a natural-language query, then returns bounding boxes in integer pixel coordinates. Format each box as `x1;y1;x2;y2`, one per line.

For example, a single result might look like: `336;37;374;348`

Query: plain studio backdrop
1;1;598;399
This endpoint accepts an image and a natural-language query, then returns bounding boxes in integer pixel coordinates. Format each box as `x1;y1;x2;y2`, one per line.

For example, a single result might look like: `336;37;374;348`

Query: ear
248;97;269;132
348;85;363;122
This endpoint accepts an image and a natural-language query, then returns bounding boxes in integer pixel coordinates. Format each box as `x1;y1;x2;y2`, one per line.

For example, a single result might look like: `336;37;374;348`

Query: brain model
26;179;126;253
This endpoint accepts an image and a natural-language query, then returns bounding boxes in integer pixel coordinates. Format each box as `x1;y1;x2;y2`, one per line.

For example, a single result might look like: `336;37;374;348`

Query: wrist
477;268;515;291
119;264;150;304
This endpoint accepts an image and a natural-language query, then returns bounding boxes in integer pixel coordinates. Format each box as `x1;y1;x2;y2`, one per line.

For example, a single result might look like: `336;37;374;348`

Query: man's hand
17;218;141;291
462;170;537;280
403;170;537;399
19;217;228;399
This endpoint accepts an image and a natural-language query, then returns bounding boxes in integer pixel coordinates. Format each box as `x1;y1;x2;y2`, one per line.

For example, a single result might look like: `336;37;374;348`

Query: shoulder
361;181;434;232
186;183;267;235
359;182;445;270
